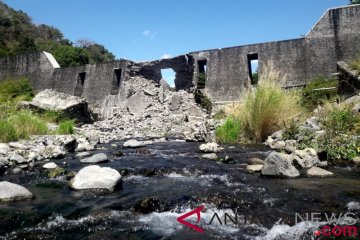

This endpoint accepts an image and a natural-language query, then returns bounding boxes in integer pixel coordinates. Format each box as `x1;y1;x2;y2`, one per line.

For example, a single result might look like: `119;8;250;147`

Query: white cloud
142;30;158;40
161;54;172;59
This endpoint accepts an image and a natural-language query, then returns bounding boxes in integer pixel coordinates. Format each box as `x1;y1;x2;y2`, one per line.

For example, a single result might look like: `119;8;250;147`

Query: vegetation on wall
300;76;339;110
0;1;115;67
349;59;360;74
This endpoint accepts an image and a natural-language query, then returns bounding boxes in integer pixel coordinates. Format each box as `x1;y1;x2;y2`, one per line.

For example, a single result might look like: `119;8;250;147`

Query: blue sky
3;0;349;61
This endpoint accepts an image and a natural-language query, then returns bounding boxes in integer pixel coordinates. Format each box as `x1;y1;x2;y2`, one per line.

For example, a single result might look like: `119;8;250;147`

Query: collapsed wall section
132;55;194;90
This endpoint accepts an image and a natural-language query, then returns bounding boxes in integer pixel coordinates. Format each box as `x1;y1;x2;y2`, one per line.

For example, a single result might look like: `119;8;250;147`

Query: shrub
317;133;358;162
0;119;18;142
297;128;318;150
282;119;300;140
9;111;48;139
241;64;302;142
194;89;212;114
215;116;241;144
0;78;33;103
300;76;338;110
57;120;75;134
197;73;206;89
320;104;360;134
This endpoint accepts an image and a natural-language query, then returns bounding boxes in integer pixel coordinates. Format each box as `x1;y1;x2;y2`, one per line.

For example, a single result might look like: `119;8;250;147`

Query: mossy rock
48;167;66;178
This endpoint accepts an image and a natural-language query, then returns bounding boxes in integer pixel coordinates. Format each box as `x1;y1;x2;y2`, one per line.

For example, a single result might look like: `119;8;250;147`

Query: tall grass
0;119;18;142
215;63;302;143
215;116;241;144
9;111;48;138
0;78;74;142
57;120;75;134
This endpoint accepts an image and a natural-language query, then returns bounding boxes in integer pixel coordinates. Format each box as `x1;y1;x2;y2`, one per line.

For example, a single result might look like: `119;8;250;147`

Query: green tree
0;1;116;66
350;0;360;4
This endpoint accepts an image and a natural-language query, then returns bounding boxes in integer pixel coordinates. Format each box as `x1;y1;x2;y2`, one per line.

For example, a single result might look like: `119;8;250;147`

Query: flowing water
0;141;359;239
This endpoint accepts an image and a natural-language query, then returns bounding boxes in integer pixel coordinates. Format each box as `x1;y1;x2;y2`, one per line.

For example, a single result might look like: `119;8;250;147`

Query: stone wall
0;51;59;92
0;4;359;116
189;38;307;102
189;4;360;103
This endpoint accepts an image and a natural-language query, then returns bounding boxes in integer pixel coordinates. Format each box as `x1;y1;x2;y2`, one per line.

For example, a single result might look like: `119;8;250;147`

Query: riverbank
0;140;359;239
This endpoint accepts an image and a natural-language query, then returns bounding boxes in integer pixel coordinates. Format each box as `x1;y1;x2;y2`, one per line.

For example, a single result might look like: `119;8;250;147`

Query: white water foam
347;201;360;211
256;221;324;240
137;204;249;237
166;172;244;188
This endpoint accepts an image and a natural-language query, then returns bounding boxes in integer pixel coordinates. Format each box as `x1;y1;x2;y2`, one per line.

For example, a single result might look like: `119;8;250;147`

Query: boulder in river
262;152;300;178
80;153;108;163
0;181;33;202
69;165;121;191
246;164;264;173
292;148;320;169
43;162;58;169
306;166;334;177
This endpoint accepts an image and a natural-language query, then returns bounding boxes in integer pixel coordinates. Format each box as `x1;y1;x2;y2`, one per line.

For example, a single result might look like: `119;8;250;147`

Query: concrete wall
0;51;59;92
189;4;360;102
190;39;307;102
51;60;133;104
0;4;359;111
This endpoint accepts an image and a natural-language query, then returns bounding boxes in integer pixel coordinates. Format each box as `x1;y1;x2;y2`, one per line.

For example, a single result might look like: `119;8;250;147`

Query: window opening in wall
161;68;176;90
74;72;86;96
111;68;122;95
247;53;259;85
197;59;207;89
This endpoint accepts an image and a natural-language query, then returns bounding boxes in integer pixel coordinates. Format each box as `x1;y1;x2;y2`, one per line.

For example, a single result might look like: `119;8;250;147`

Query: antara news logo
176;206;359;238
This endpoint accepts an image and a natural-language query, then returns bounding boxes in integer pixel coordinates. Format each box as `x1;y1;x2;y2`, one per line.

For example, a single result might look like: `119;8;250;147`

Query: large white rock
0;181;33;202
69;165;121;191
307;166;334;177
43;162;58;169
262;152;300;178
27;89;93;123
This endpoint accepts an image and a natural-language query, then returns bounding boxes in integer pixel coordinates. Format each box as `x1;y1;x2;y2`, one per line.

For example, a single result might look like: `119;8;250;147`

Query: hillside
0;1;115;67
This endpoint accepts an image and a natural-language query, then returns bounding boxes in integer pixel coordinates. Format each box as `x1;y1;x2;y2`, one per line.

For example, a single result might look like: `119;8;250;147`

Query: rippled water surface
0;141;359;239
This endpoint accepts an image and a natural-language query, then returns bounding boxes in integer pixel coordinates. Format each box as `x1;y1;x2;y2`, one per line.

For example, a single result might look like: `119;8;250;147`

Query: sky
2;0;350;85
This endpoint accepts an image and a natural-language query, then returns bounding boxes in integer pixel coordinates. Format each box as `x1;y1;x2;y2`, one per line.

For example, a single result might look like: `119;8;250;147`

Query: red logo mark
314;230;321;236
177;206;205;233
